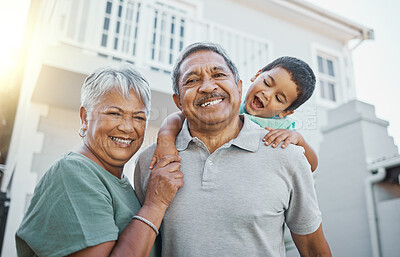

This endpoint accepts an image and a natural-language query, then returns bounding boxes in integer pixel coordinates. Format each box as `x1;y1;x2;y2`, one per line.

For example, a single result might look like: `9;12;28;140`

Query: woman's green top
16;152;158;257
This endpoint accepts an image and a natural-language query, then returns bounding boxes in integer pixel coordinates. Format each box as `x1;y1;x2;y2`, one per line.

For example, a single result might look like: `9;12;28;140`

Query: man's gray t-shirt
135;115;322;257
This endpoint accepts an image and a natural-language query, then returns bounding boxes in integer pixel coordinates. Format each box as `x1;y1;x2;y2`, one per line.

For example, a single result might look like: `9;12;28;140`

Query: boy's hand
263;127;304;148
149;138;179;170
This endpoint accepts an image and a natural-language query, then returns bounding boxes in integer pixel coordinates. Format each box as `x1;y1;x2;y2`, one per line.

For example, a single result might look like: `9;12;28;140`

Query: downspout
364;167;386;257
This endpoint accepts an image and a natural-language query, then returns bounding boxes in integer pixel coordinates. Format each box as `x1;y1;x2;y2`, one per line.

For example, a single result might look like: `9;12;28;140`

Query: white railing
50;0;271;82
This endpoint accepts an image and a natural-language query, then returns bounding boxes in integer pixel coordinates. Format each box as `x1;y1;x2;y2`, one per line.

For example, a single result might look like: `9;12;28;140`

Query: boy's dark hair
261;56;316;111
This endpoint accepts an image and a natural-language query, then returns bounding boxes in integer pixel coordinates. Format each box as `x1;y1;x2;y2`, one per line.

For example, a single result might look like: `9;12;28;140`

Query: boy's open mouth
252;96;264;109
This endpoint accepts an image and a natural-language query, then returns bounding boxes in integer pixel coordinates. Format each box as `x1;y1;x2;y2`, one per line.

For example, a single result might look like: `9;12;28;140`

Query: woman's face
82;89;147;171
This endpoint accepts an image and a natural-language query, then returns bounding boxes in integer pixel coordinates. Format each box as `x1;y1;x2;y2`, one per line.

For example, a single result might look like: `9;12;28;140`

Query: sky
0;0;399;148
306;0;400;148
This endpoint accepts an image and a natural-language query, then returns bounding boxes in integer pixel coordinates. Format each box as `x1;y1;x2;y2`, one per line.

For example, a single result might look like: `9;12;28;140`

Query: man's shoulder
242;117;304;154
135;144;156;181
253;136;307;169
271;143;305;156
134;144;157;205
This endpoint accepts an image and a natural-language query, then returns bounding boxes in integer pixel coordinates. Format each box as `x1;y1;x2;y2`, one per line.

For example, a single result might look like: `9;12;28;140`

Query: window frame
311;43;346;108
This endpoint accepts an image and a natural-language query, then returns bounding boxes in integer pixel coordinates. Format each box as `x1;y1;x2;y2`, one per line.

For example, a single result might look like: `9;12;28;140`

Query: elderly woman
16;63;183;257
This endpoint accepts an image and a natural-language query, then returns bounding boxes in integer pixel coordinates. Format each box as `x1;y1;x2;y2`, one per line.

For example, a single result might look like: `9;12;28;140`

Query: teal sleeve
16;157;119;257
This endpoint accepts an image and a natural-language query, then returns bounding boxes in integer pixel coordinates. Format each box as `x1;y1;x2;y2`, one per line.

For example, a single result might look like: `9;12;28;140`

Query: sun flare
0;1;30;76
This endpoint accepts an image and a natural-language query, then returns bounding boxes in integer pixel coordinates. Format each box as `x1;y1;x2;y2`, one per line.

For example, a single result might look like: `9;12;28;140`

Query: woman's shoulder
39;152;105;187
49;152;100;174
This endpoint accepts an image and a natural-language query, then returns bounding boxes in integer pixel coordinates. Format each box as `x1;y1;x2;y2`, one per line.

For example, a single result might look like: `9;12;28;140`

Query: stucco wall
31;105;81;180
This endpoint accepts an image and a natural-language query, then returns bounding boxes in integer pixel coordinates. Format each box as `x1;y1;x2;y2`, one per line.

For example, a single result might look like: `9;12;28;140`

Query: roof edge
281;0;374;40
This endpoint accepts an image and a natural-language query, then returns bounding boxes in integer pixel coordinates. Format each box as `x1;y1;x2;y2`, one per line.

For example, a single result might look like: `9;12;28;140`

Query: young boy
150;56;318;171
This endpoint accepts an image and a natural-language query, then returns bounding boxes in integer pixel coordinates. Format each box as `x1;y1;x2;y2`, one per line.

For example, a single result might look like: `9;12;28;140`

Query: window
317;54;338;102
101;1;113;47
150;2;189;66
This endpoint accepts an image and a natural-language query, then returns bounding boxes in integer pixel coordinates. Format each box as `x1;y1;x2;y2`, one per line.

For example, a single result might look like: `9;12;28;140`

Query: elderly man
135;42;331;257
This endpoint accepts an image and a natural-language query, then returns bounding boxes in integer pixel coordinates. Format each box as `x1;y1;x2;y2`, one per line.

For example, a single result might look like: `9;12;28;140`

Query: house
3;0;393;256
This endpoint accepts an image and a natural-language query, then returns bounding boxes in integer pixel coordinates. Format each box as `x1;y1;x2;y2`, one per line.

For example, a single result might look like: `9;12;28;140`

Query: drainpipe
364;167;386;257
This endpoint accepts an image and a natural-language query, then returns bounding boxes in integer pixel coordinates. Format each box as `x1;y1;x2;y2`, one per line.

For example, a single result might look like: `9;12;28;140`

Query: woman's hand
149;138;179;170
144;154;184;211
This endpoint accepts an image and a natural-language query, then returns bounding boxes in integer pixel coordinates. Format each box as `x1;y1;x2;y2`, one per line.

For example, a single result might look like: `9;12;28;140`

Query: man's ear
237;79;243;98
80;106;88;127
278;110;294;119
173;94;182;111
250;70;262;82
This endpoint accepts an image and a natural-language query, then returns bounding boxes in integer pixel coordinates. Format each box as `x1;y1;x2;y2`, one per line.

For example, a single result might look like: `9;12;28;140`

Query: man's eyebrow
181;70;200;82
212;66;230;73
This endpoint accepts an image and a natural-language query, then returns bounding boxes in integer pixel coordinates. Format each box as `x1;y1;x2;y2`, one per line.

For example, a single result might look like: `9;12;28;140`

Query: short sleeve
16;157;119;257
134;159;146;205
134;145;155;206
284;155;322;235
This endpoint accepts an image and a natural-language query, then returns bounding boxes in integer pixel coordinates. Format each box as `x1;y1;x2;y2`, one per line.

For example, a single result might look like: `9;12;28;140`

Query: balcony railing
49;0;271;82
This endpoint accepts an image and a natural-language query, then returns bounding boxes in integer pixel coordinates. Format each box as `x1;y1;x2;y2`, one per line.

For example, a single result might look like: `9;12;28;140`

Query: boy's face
244;67;298;118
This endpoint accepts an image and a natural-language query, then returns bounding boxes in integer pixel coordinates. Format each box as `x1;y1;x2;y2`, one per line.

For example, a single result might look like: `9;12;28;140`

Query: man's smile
200;98;223;107
195;93;228;108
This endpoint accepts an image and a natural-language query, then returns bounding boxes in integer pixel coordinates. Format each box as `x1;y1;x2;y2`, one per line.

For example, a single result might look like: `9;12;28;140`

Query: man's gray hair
81;63;151;117
171;42;240;95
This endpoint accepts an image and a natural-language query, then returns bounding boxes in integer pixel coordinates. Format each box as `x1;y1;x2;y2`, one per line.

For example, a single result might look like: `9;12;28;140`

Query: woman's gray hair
171;42;240;95
81;63;151;118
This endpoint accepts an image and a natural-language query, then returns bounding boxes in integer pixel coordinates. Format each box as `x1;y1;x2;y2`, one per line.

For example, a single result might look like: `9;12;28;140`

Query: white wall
31;105;81;180
316;100;398;257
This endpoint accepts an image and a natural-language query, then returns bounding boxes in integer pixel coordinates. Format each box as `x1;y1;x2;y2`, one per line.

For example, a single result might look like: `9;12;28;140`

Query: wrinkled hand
149;139;179;170
263;127;303;148
145;154;184;211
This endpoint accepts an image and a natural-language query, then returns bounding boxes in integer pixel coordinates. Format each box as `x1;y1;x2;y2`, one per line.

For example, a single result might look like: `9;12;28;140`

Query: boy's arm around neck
297;135;318;172
149;111;185;169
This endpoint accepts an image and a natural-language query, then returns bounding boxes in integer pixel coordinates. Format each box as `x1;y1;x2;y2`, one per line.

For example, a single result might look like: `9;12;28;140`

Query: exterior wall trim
1;102;49;257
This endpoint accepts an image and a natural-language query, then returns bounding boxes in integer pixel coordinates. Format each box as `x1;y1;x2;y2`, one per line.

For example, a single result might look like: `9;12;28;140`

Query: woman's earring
79;126;87;137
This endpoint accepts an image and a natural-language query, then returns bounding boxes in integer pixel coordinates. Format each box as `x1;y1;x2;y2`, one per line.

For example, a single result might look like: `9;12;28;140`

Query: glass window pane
136;7;140;22
116;21;120;34
318;56;324;73
103;18;110;30
106;2;112;14
180;19;185;37
101;34;108;47
154;12;158;29
118;5;123;17
171;17;175;34
327;60;334;76
328;83;336;101
114;37;119;49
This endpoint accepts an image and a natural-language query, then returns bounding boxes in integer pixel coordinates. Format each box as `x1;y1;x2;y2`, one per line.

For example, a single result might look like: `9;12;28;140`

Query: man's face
173;50;242;130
